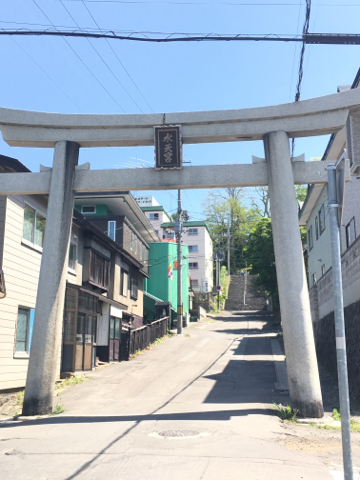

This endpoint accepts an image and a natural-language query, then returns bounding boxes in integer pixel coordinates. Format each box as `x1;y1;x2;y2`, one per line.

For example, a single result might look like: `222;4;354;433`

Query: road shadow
0;407;278;429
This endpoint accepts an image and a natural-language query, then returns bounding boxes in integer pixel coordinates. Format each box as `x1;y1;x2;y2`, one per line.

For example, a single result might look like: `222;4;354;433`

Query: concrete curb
270;338;289;392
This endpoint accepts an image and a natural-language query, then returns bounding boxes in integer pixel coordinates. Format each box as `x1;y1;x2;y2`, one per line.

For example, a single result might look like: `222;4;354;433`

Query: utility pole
327;162;354;480
216;253;220;311
227;225;230;275
175;189;183;334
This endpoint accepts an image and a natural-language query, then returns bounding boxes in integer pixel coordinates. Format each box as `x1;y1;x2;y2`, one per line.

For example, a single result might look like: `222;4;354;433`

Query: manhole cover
158;430;200;438
148;430;212;440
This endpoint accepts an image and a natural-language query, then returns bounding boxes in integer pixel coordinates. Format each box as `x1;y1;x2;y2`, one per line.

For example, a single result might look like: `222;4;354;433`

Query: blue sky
1;0;360;219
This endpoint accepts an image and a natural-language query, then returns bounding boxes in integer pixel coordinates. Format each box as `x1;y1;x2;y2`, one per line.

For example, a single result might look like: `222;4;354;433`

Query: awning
66;283;128;310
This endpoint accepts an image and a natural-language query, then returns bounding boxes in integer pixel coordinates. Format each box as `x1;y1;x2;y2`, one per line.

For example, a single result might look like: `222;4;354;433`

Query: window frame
345;217;356;249
149;213;159;220
15;307;32;355
130;276;138;300
188;228;198;236
108;220;116;241
190;279;199;287
89;250;111;290
189;262;199;269
315;216;319;241
189;245;199;252
308;225;313;251
319;204;326;235
68;242;77;272
81;205;96;214
22;202;46;251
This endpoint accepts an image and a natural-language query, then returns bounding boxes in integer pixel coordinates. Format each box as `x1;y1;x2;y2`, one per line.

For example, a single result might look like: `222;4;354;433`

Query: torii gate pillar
22;141;79;416
265;131;324;418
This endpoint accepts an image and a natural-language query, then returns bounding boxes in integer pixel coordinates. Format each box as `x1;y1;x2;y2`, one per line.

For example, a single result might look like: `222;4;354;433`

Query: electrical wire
0;28;306;42
59;0;144;112
0;26;83;111
31;0;127;112
81;0;154;112
291;0;311;158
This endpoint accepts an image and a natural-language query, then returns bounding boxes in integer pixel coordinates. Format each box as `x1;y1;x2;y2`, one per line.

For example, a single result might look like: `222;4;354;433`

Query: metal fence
123;316;169;360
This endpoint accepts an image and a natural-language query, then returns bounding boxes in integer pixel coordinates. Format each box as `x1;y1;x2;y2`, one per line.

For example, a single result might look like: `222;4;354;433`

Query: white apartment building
161;220;213;293
140;205;172;239
134;196;159;207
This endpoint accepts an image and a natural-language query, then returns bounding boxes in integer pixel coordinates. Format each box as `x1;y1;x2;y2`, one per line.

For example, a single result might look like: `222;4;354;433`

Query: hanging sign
154;126;182;170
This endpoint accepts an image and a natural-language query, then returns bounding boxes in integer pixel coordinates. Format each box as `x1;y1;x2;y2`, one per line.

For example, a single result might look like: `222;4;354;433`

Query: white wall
0;195;82;390
182;226;213;292
306;185;332;287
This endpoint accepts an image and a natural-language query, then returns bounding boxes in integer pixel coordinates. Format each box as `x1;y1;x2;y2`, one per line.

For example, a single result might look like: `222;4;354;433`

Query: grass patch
55;375;88;391
184;333;191;338
51;401;64;415
274;403;298;422
153;337;165;346
16;389;25;406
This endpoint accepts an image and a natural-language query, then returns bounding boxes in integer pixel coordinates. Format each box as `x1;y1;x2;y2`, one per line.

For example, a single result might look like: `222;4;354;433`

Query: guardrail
123;316;169;360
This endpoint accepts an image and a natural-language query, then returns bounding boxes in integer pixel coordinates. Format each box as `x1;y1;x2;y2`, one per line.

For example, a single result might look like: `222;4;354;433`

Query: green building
144;242;189;322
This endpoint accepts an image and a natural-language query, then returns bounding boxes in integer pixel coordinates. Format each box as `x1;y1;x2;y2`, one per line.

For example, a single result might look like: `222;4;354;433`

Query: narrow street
1;312;359;480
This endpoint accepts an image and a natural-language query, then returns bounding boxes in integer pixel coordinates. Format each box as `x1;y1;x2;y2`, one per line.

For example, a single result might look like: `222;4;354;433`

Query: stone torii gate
1;89;359;418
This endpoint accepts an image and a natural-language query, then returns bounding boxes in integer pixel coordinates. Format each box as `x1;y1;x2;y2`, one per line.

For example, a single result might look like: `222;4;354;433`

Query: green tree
202;188;257;273
245;217;279;311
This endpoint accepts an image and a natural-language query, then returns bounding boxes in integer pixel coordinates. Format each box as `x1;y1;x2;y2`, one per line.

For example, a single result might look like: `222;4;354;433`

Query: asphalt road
1;311;358;479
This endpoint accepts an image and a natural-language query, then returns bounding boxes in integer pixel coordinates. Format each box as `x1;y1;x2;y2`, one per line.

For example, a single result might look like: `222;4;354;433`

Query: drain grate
158;430;200;438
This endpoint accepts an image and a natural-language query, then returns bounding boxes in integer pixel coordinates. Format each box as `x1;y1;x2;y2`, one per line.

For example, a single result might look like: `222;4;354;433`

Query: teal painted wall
146;242;189;314
74;204;114;216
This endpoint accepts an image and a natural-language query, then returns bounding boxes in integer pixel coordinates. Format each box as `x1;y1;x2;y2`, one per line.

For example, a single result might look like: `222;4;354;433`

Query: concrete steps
225;274;268;311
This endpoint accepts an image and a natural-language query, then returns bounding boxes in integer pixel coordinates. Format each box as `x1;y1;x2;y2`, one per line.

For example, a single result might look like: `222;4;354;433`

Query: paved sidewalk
1;311;359;479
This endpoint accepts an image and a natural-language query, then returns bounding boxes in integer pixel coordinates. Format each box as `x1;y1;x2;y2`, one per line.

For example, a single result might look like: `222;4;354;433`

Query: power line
0;26;83;111
291;0;311;158
59;0;145;112
55;0;360;6
31;0;126;112
2;28;360;44
288;0;303;101
81;0;154;112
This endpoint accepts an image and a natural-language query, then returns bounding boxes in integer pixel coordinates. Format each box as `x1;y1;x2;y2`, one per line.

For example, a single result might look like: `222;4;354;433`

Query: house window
130;231;134;250
189;262;198;269
188;228;198;235
190;279;198;287
155;230;159;235
130;277;138;299
315;216;319;240
108;221;116;241
68;243;77;271
15;307;34;352
82;205;96;214
164;232;175;239
319;204;326;235
188;245;198;252
89;251;110;290
308;226;313;251
23;204;46;248
149;213;159;220
346;217;356;248
311;273;316;286
120;269;128;297
321;264;325;276
135;235;138;254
